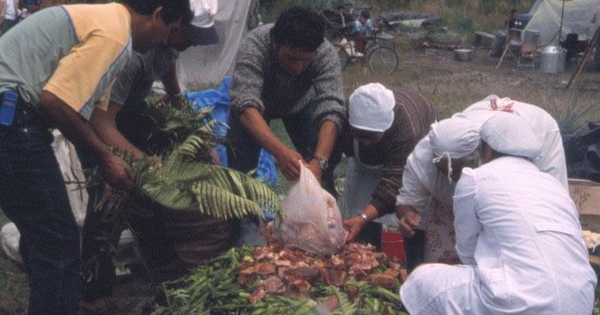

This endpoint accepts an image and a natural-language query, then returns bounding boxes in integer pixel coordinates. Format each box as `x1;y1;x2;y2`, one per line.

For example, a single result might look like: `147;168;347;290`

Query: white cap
429;116;481;183
185;0;219;46
480;111;542;160
429;116;481;159
348;83;395;132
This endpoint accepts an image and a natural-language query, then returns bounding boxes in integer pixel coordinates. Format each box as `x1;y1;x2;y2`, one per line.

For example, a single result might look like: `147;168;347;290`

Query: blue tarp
185;76;278;187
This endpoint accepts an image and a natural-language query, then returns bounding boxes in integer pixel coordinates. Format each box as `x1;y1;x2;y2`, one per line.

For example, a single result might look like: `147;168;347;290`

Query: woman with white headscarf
397;116;482;270
396;94;568;271
400;112;596;315
338;83;437;250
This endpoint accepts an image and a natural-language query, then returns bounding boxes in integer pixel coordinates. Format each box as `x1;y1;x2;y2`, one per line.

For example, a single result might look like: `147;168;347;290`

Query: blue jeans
0;115;80;314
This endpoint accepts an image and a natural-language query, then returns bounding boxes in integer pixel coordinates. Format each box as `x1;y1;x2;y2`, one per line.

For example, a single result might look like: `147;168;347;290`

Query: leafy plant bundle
123;98;281;219
81;98;281;284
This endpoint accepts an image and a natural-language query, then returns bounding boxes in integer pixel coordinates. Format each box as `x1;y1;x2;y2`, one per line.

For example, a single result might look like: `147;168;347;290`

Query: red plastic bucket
381;230;406;263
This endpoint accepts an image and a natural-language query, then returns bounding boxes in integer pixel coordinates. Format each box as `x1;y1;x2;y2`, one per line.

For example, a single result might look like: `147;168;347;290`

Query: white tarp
178;0;252;88
524;0;598;45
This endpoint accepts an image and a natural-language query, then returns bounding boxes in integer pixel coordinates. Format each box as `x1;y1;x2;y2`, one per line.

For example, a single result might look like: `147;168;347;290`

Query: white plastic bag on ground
0;223;22;263
278;162;347;256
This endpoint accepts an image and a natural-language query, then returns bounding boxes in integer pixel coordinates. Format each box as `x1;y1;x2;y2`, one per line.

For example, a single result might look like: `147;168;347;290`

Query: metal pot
454;48;475;62
540;45;566;74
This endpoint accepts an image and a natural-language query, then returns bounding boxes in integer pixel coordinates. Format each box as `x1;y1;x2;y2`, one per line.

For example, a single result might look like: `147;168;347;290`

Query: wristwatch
313;156;329;170
359;213;369;221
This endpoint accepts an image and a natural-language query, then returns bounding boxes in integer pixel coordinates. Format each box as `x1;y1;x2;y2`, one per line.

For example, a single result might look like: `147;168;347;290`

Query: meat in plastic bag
277;162;347;256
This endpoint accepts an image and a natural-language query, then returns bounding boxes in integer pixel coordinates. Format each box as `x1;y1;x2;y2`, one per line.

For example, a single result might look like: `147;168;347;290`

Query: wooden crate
569;179;600;232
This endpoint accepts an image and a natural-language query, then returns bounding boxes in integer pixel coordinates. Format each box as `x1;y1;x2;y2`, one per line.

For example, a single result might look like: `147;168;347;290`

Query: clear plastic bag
277;162;347;256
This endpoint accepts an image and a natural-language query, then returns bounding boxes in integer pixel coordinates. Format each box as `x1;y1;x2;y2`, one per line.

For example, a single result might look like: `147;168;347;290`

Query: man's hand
39;91;136;191
93;184;128;212
99;153;135;191
238;107;303;181
275;147;303;181
396;205;421;237
156;93;184;109
343;216;368;242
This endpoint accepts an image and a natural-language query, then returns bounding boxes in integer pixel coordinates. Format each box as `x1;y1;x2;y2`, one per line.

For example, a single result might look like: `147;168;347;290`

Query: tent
177;0;255;88
523;0;598;46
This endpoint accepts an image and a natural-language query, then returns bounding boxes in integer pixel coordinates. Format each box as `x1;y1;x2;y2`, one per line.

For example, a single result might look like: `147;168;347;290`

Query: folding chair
517;42;538;70
495;28;523;70
517;29;542;70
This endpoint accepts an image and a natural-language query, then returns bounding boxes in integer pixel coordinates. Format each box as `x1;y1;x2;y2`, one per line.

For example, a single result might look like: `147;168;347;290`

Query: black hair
360;10;370;19
122;0;192;25
270;6;324;52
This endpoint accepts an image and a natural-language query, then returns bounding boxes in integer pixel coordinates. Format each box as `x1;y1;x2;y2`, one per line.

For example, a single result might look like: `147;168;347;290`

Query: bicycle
321;6;399;76
335;22;399;76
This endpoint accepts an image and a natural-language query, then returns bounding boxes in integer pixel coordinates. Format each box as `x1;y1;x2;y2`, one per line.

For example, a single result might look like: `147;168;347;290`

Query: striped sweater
341;87;438;215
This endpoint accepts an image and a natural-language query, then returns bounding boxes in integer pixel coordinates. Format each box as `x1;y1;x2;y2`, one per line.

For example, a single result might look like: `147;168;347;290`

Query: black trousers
403;229;426;272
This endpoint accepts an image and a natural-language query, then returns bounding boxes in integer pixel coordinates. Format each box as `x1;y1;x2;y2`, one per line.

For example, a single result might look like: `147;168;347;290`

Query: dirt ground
77;276;161;315
372;34;600;132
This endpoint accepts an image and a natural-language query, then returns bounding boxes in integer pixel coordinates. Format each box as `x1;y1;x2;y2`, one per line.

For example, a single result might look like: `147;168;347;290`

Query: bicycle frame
335;20;399;76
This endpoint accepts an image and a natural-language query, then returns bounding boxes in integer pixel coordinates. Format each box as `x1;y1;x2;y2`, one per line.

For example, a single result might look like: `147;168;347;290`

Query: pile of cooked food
155;226;408;315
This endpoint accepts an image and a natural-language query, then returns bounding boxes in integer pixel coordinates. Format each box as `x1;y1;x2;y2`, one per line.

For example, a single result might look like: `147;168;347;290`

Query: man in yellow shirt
0;1;191;314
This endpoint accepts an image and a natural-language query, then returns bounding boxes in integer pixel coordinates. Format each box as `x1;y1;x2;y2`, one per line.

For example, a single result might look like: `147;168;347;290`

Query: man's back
0;4;131;118
455;157;595;314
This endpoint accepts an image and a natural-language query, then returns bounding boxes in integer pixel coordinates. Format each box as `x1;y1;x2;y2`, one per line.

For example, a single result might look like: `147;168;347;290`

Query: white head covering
185;0;220;46
480;111;542;160
429;116;481;182
429;116;480;159
348;83;395;132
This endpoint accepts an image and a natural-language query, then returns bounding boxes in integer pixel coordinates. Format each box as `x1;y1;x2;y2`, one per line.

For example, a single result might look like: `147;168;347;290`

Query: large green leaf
125;98;281;219
137;160;280;218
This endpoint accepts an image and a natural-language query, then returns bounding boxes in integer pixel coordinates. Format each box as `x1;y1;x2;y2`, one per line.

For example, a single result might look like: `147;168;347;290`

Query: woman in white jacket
396;95;568;270
400;112;596;315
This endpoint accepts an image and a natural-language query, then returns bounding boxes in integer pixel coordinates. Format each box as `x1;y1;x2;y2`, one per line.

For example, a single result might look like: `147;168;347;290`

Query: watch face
315;157;328;170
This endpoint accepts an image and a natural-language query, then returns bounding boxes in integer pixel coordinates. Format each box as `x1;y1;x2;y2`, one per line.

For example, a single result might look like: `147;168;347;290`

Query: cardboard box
569;179;600;232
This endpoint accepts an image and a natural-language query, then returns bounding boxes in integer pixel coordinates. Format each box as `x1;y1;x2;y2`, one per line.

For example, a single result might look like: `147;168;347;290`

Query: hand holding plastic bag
278;162;347;256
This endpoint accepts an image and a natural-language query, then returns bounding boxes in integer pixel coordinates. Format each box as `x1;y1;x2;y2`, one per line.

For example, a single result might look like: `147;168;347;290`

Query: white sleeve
453;167;481;265
396;150;432;212
536;125;568;190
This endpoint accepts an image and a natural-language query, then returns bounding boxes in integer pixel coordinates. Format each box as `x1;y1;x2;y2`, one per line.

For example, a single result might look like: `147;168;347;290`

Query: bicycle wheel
368;46;398;76
338;46;350;71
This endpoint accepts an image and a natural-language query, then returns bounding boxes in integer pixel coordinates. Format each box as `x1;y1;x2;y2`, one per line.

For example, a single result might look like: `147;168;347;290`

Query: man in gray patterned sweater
227;6;345;245
228;6;345;194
